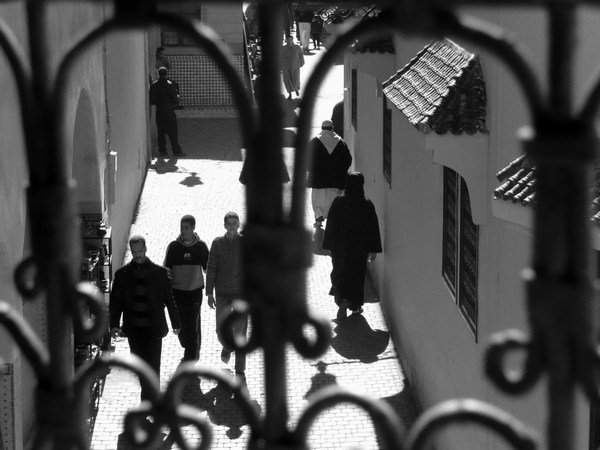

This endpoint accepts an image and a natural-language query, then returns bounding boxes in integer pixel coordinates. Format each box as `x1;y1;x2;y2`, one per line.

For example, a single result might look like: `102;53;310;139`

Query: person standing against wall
109;235;181;400
206;212;248;378
322;172;382;320
149;66;186;158
164;215;209;362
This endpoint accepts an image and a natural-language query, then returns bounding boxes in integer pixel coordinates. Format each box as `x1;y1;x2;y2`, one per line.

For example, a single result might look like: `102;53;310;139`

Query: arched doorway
72;89;102;215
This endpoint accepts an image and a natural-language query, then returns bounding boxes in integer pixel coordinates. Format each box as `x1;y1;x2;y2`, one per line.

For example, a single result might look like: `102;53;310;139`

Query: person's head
345;171;365;198
129;235;148;264
158;66;168;79
285;35;294;46
321;119;333;131
224;211;240;237
180;215;196;241
156;46;166;57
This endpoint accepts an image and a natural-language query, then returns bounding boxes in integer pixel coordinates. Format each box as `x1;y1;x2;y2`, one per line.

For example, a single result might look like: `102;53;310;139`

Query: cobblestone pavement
90;46;418;450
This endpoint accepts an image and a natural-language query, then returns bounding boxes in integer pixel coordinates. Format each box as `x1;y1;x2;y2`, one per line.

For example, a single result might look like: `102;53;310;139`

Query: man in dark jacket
149;66;185;158
110;235;180;400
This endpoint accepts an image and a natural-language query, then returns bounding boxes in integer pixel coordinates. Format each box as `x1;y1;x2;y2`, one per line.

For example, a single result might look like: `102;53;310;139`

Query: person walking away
295;1;313;53
149;66;186;158
164;215;209;362
331;100;344;138
206;212;248;378
322;172;382;320
310;12;324;50
281;35;304;100
306;119;352;232
109;235;181;400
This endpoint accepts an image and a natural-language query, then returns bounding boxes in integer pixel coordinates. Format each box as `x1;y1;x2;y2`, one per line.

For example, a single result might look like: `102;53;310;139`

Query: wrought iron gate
1;0;600;448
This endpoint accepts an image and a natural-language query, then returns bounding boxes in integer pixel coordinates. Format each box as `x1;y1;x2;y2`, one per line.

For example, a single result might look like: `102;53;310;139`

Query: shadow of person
304;360;338;399
280;94;300;128
149;157;179;174
330;314;390;363
116;430;172;450
179;171;203;187
179;376;261;441
382;384;420;431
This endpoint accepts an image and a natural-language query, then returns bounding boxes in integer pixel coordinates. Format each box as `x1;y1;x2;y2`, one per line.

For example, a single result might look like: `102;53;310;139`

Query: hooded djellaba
322;172;382;316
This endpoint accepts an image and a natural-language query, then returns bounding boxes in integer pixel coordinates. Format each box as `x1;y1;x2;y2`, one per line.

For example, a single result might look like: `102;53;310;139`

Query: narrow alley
90;45;417;450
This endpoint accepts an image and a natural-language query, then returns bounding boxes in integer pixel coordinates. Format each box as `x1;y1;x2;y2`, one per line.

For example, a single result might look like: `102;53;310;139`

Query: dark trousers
215;293;248;372
173;288;202;361
127;329;162;400
156;111;182;154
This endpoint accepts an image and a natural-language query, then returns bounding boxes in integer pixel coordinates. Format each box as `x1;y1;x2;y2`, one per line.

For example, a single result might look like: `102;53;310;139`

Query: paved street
90;46;417;450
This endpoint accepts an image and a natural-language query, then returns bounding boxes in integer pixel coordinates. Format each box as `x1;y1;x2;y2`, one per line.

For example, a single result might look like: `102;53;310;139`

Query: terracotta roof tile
382;39;487;135
495;157;600;227
493;156;538;207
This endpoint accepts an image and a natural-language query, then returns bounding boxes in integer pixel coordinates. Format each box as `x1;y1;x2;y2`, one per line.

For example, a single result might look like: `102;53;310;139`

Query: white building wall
349;6;600;449
0;4;149;448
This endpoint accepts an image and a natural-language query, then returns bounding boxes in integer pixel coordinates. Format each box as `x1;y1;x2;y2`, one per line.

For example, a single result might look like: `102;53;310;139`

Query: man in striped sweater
109;235;180;400
164;215;209;362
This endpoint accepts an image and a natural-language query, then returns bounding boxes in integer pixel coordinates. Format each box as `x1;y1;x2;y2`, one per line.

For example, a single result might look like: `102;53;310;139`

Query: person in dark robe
322;172;382;319
331;100;344;138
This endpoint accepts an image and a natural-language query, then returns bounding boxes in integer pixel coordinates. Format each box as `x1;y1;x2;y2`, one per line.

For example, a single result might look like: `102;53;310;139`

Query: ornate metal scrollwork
2;1;600;449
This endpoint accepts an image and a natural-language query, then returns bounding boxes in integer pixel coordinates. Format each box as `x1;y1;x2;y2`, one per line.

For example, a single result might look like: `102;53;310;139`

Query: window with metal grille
351;68;357;129
160;1;202;47
383;97;391;186
442;166;479;339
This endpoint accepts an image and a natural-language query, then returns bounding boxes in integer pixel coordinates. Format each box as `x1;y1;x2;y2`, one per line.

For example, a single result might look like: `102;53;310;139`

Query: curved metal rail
0;0;599;449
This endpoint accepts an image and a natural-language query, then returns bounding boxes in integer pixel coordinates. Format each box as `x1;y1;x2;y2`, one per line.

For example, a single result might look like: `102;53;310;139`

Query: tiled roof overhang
382;39;487;135
494;156;600;228
493;155;537;206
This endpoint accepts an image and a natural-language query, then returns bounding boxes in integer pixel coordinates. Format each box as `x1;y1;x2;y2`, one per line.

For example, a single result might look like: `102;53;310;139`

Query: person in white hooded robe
306;119;352;230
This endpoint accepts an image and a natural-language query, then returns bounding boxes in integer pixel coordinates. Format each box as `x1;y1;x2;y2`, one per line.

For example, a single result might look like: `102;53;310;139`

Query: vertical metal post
26;1;78;447
247;2;291;446
528;5;595;449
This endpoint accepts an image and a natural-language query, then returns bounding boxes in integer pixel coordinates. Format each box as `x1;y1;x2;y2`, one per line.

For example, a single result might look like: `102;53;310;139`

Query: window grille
442;167;478;338
383;96;391;186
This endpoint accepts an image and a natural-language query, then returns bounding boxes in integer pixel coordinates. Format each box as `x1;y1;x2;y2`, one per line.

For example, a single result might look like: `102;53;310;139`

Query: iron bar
1;0;600;448
294;386;407;448
406;399;539;449
0;302;49;378
9;0;600;6
52;12;256;149
246;4;291;446
293;12;391;225
547;2;576;117
25;2;81;448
